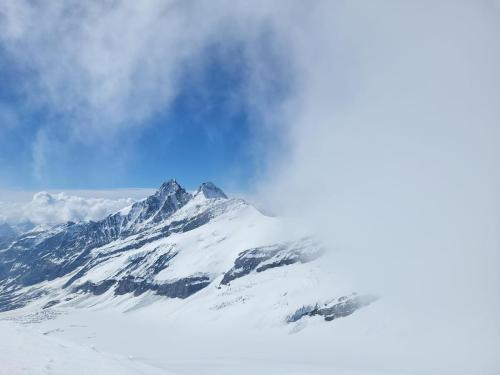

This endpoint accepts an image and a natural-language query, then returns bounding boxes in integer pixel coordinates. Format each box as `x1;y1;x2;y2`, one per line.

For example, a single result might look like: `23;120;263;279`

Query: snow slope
0;180;387;374
0;320;172;375
0;180;368;323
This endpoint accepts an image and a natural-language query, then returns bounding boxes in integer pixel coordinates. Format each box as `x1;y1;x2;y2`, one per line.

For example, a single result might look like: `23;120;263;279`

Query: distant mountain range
0;179;375;324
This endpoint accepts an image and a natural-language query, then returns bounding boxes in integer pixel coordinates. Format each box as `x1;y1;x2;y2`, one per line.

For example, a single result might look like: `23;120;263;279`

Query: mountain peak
121;179;192;227
156;179;182;197
195;182;228;199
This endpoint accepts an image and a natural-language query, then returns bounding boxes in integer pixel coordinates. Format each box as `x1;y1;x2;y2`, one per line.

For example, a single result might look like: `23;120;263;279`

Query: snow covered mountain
0;179;375;325
0;223;17;250
0;221;34;250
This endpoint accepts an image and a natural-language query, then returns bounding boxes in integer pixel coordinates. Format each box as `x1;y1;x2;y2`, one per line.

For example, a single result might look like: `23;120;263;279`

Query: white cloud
257;2;500;373
0;0;295;181
0;0;287;135
0;190;153;225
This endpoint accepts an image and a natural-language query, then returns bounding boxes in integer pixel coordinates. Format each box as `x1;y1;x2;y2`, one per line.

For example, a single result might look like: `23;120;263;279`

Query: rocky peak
136;179;192;223
195;182;228;199
156;179;183;198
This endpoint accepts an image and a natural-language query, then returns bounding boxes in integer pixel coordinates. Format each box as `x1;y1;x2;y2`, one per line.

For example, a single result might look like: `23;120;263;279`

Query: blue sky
0;16;290;192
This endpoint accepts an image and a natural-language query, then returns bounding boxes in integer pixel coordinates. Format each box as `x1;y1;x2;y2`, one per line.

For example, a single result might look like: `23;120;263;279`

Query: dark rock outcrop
0;223;17;250
74;280;117;296
287;294;378;323
113;275;211;299
221;237;323;285
42;300;60;309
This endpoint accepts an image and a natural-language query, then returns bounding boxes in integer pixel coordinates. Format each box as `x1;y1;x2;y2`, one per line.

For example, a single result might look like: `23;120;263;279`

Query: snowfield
0;320;170;375
2;294;497;375
0;298;391;375
0;181;497;374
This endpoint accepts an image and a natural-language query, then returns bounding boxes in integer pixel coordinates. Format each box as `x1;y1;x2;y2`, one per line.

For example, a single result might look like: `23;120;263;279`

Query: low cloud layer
0;191;138;225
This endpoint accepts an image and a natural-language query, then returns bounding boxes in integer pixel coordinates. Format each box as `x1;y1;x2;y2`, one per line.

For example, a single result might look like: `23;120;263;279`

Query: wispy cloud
0;1;289;132
0;0;296;182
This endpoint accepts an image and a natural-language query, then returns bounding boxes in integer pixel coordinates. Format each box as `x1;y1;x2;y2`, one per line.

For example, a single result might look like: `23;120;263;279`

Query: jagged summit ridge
195;182;228;199
156;179;183;197
114;179;218;231
127;179;228;223
138;179;192;224
0;178;232;289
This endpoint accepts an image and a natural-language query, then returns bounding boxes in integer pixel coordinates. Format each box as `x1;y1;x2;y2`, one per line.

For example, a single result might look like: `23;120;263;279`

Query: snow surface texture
0;180;381;374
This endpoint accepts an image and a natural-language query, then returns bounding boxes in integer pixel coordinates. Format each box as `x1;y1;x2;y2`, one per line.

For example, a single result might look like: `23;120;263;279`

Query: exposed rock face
74;274;212;300
114;275;212;299
42;300;60;309
0;288;46;312
0;223;17;250
287;294;378;323
140;179;192;224
74;280;117;296
221;237;323;285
